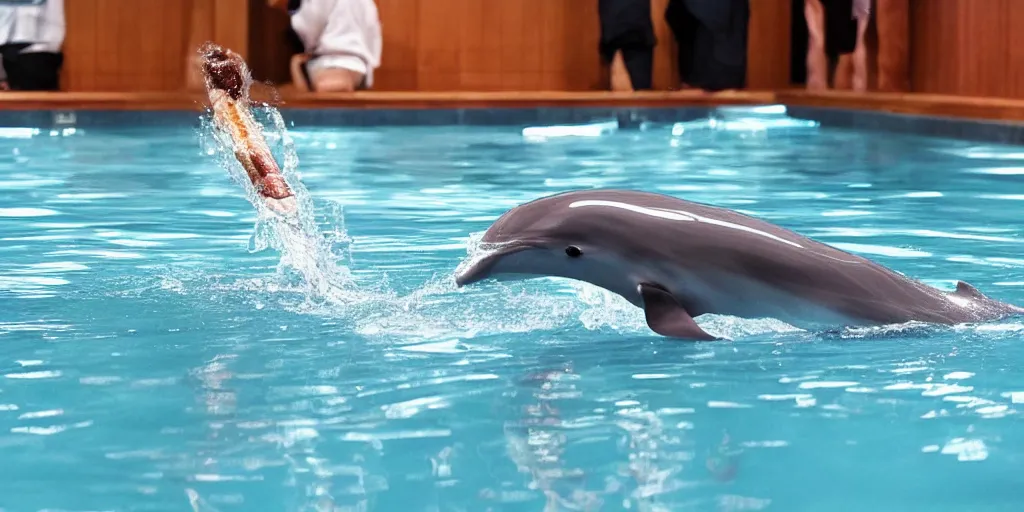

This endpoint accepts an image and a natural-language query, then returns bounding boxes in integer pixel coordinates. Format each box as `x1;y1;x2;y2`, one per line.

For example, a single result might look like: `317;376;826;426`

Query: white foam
632;373;680;380
757;393;814;401
4;371;61;379
797;381;860;389
940;438;988;462
922;384;974;397
0;207;59;217
943;372;975;380
1001;391;1024;403
707;401;752;409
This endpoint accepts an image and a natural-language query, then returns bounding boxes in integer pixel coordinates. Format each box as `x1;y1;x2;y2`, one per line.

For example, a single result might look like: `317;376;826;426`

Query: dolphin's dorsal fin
954;281;987;300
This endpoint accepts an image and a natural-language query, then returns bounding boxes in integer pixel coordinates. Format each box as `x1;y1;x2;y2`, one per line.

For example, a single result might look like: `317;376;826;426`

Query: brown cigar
200;43;296;205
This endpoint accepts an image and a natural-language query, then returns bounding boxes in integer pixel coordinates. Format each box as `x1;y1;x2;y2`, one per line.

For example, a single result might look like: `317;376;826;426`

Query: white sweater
290;0;382;87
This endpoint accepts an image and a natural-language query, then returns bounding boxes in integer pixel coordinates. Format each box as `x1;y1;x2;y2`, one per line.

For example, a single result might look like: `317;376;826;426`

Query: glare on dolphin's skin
455;189;1024;340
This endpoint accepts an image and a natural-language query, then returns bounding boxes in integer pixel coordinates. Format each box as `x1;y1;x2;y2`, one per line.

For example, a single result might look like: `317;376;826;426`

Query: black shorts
597;0;656;62
822;0;858;58
1;43;63;91
596;0;656;90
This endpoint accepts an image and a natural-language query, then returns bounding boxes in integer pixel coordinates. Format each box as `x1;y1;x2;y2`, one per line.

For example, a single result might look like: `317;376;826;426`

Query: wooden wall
62;0;189;91
59;0;1024;98
910;0;1024;98
748;0;792;90
343;0;607;91
62;0;249;92
61;0;791;93
249;0;683;91
50;0;1024;100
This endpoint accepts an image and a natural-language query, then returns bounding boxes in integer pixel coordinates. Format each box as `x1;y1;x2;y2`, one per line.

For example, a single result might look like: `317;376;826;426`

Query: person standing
803;0;868;91
0;0;64;91
597;0;657;91
269;0;383;92
597;0;750;92
665;0;750;92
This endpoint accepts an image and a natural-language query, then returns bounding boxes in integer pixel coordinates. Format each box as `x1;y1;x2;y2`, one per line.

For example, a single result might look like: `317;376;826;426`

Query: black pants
1;43;63;91
665;0;750;91
597;0;656;90
597;0;750;92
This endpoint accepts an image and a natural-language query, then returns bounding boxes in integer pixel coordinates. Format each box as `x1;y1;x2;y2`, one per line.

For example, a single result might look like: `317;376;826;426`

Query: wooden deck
1;89;1023;123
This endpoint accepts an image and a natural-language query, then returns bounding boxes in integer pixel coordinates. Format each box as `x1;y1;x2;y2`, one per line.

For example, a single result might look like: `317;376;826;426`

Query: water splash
189;47;826;344
198;91;356;307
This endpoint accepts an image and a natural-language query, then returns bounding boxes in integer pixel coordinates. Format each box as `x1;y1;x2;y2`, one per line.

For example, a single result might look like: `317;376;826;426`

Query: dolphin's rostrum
454;189;1024;340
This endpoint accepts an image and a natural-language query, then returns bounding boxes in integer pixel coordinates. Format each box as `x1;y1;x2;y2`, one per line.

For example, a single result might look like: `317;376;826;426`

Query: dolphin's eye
565;245;583;258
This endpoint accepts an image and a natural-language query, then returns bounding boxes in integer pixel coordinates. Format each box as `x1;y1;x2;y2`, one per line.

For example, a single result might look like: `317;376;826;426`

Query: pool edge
2;90;1024;144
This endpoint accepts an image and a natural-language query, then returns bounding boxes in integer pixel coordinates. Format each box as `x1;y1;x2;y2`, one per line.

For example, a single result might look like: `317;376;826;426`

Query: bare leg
289;54;312;92
311;67;364;92
834;54;853;89
610;50;635;92
804;0;828;90
851;14;869;91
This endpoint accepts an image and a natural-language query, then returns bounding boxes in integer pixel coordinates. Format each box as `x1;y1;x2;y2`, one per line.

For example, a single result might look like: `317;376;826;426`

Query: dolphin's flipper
638;283;718;341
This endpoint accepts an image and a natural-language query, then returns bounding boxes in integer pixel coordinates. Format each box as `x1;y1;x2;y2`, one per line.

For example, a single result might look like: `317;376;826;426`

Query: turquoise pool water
1;108;1024;511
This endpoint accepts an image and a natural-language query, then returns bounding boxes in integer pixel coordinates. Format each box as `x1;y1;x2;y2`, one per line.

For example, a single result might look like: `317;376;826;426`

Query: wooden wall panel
1009;2;1024;97
299;0;611;92
954;0;1008;97
875;0;910;91
214;0;250;60
247;0;786;92
747;0;792;89
909;0;1023;98
247;0;291;85
63;0;191;91
63;0;247;92
60;0;806;93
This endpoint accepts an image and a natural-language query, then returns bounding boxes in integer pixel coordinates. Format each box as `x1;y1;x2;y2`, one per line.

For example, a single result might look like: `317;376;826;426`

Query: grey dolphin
454;189;1024;340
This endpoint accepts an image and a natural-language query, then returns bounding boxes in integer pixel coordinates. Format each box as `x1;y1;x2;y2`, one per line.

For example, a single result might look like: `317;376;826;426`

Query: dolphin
453;189;1024;340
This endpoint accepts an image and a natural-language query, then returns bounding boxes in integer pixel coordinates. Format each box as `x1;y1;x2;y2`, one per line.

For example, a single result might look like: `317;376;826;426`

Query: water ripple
0;118;1021;510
